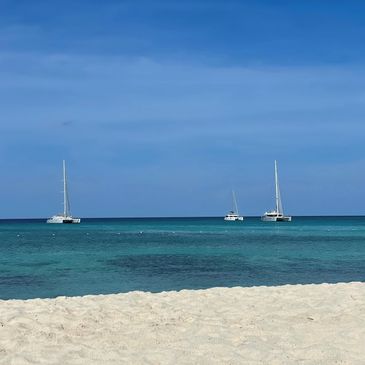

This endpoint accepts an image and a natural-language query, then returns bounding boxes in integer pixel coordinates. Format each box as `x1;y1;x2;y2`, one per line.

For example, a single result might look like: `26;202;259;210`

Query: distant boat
47;160;81;224
261;160;291;222
224;190;244;221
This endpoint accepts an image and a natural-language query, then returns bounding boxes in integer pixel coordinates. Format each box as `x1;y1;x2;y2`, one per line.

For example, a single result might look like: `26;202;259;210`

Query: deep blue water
0;217;364;299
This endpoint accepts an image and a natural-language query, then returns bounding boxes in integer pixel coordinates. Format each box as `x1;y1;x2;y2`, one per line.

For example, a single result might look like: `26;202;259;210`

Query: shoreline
1;280;364;302
1;282;364;364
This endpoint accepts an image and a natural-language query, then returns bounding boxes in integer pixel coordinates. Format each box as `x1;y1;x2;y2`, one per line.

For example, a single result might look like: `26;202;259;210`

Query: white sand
0;282;364;365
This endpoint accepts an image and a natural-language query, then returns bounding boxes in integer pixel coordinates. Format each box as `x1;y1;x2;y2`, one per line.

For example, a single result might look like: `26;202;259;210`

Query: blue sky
1;0;365;217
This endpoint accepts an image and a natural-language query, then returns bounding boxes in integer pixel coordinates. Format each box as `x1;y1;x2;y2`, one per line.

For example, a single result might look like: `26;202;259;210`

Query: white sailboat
261;160;291;222
224;190;244;221
47;160;81;224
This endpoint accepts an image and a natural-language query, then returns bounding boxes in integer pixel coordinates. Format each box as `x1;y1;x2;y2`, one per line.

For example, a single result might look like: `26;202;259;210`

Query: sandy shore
0;282;364;364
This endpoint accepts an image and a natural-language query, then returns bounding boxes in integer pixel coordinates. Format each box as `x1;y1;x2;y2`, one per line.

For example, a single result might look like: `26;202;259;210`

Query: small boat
47;160;81;224
224;190;244;221
261;160;291;222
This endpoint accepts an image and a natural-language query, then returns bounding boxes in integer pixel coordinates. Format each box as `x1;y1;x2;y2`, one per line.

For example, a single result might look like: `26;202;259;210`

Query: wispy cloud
1;52;365;129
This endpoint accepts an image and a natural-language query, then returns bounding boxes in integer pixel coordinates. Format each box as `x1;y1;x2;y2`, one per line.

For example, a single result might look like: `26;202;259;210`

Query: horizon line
0;215;365;221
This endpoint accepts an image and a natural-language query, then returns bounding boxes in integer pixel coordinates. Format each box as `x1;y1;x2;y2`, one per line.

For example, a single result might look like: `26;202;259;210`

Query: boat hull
46;216;81;224
224;216;244;221
261;215;291;222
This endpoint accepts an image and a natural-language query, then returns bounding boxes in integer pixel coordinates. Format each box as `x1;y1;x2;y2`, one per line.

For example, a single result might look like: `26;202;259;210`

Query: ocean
0;217;364;300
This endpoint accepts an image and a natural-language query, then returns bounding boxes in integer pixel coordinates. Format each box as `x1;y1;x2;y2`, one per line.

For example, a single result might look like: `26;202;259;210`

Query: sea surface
0;217;364;300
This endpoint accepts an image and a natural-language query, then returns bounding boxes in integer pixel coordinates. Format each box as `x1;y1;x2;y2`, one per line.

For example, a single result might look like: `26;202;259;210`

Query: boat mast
63;160;67;217
232;190;239;215
274;160;279;214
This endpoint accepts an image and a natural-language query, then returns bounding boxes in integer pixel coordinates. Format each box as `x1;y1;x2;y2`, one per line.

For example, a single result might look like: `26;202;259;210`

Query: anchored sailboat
261;160;291;222
46;160;81;224
224;190;244;221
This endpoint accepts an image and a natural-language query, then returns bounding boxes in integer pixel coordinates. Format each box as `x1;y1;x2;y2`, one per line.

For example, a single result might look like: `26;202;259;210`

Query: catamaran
224;190;244;221
261;160;291;222
47;160;81;224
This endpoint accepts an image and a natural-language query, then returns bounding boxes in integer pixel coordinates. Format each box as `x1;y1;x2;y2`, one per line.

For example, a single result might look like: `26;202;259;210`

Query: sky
1;0;365;218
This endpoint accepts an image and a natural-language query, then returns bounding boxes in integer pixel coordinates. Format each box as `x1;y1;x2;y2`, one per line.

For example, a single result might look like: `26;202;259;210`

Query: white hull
261;215;291;222
224;215;244;221
47;215;81;224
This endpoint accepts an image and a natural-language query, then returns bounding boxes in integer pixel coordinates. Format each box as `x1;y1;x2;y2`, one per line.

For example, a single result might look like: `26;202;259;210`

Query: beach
0;282;364;364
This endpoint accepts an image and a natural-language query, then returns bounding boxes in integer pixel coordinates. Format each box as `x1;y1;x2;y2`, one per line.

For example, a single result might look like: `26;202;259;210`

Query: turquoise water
0;217;364;299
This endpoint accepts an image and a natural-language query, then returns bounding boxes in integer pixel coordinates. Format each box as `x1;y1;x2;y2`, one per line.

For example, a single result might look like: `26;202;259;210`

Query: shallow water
0;217;364;299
